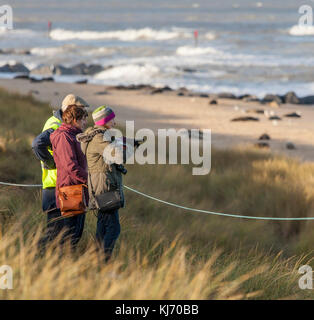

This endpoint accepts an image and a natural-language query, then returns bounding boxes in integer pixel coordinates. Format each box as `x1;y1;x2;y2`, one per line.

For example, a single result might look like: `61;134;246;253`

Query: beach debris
30;63;108;77
0;49;31;55
286;142;296;150
54;65;76;76
262;94;283;104
181;68;197;73
209;99;218;105
54;92;59;96
108;84;155;91
259;133;271;140
70;63;105;75
299;95;314;105
75;79;88;84
44;77;54;82
282;91;300;104
30;76;54;83
175;87;190;96
238;94;250;99
234;105;239;111
284;112;301;118
30;65;54;76
242;95;259;102
218;92;237;99
0;64;11;73
272;120;278;126
0;63;29;73
188;92;210;98
264;110;275;117
247;108;264;114
268;101;280;108
268;115;281;120
231;116;259;122
28;90;39;95
178;87;189;93
14;74;29;80
151;86;173;94
254;142;270;149
95;90;109;95
54;63;106;76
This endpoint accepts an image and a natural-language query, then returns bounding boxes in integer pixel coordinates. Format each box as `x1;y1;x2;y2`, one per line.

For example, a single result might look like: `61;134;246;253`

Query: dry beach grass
0;88;314;299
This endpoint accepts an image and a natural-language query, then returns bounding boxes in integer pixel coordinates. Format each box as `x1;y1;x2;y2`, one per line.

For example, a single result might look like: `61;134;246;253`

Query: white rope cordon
1;180;314;221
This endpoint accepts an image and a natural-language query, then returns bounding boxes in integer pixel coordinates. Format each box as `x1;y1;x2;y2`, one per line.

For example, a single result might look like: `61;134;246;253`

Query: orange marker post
194;30;198;47
48;21;52;38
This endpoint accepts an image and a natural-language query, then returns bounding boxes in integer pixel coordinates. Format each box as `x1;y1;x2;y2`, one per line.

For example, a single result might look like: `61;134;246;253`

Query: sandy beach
1;78;314;163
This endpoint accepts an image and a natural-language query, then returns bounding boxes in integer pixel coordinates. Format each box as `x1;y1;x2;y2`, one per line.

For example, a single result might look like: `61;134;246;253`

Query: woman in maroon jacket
50;104;88;248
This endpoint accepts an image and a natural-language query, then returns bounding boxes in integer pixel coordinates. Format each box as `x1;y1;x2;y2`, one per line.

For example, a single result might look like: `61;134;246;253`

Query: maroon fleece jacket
50;123;88;208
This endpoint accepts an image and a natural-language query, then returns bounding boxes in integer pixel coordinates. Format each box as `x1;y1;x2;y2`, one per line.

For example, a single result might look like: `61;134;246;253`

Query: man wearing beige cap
32;94;89;253
61;94;90;112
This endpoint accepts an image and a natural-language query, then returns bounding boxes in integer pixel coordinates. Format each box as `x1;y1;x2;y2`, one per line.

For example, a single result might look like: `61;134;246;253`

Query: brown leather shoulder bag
58;184;87;217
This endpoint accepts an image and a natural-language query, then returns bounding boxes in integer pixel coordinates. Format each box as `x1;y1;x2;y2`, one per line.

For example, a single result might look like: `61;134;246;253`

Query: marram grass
0;226;266;300
1;88;314;299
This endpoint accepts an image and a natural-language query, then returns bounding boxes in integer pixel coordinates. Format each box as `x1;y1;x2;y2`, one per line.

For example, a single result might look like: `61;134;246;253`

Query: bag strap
84;140;96;198
83;129;109;197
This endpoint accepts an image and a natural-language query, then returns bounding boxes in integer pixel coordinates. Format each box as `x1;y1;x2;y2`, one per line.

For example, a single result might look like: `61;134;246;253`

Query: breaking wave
176;46;221;56
50;27;189;41
289;25;314;36
94;64;160;81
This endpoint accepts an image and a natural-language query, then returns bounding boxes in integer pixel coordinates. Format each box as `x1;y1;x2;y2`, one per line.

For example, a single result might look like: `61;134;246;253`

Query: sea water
1;0;313;98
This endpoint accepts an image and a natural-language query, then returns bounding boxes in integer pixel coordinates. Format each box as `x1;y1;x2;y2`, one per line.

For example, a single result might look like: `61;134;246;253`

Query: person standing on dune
50;104;89;248
77;106;128;262
32;94;89;253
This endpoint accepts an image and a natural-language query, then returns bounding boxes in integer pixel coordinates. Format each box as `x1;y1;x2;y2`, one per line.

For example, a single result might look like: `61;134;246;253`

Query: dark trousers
61;213;86;248
96;209;121;260
38;188;85;253
38;188;64;253
37;208;64;253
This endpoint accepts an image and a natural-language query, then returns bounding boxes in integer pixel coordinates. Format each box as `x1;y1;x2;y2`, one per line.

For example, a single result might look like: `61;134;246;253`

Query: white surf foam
24;62;38;70
30;47;70;56
289;25;314;36
176;46;221;56
50;27;187;41
82;47;116;56
204;32;216;40
53;75;90;83
0;60;18;67
94;64;159;81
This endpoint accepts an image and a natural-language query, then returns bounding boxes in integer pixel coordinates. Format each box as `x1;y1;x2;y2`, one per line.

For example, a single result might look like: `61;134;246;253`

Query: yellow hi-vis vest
41;115;61;189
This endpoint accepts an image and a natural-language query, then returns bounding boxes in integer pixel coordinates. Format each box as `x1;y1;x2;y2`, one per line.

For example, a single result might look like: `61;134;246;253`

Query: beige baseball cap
61;94;90;112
